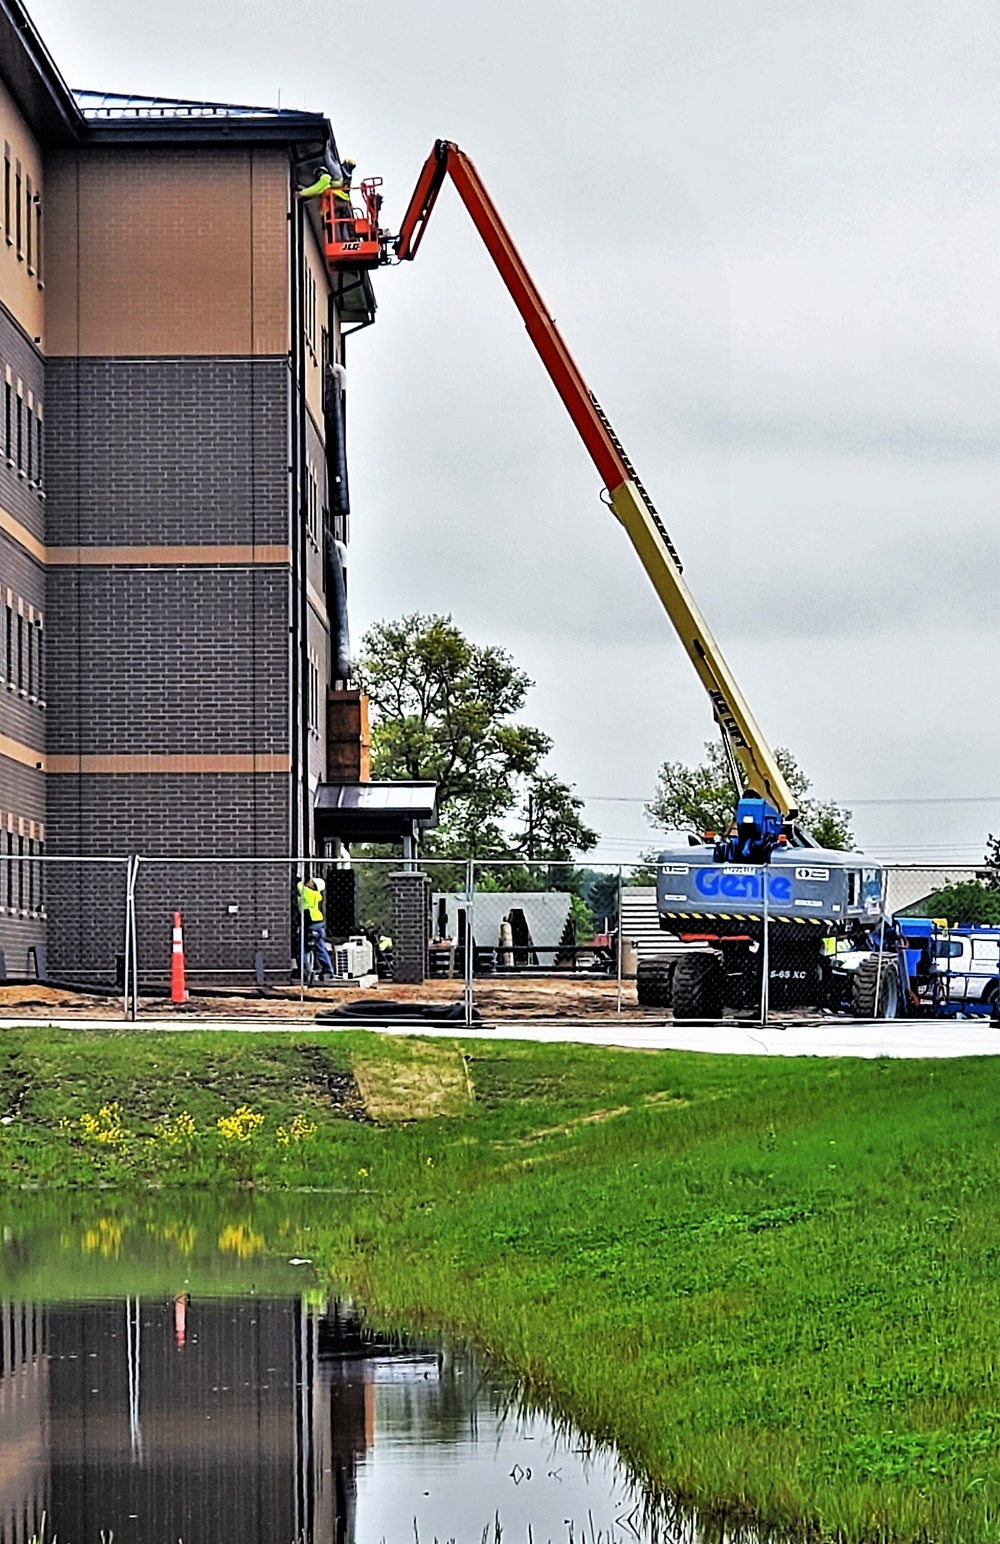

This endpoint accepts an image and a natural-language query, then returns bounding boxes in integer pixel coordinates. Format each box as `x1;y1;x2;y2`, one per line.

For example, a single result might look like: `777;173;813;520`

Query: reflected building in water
0;1304;48;1544
0;1296;452;1544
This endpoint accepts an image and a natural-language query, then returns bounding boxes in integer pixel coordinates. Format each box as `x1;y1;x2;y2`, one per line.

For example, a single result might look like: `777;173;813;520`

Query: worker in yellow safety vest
298;157;356;206
297;875;334;979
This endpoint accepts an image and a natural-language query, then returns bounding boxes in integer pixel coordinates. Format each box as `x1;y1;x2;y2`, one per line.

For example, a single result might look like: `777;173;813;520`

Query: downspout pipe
288;175;302;858
325;534;351;683
325;359;350;519
323;295;351;683
294;195;312;856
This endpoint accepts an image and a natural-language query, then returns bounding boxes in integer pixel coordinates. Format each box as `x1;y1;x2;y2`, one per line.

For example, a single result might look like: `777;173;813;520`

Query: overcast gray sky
31;0;1000;862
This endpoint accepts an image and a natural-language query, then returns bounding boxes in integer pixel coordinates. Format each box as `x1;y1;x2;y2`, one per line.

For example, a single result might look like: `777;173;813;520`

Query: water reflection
0;1204;668;1544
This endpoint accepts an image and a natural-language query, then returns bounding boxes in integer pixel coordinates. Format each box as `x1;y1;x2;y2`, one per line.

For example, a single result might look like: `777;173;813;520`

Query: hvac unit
333;936;375;980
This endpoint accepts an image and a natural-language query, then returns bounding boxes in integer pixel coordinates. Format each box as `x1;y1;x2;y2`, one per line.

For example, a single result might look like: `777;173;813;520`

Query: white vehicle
932;929;1000;1010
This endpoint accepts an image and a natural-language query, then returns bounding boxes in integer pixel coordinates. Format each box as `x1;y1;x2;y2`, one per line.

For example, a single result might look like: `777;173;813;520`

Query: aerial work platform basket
320;178;383;272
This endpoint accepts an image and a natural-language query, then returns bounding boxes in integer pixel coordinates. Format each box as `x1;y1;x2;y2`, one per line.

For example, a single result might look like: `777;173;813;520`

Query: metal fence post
615;865;624;1016
463;858;475;1028
873;867;888;1020
760;863;770;1025
126;855;140;1022
120;856;133;1022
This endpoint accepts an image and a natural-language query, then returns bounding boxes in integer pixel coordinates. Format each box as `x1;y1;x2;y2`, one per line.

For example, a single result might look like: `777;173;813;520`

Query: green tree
980;832;1000;894
517;772;597;862
917;881;1000;926
645;739;854;850
356;614;597;861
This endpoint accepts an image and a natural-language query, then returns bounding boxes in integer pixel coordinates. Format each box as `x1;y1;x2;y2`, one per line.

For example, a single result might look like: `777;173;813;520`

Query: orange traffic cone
170;911;188;1004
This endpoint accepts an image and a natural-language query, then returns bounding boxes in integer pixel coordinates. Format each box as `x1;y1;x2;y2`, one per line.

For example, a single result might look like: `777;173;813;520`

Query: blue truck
833;917;1000;1020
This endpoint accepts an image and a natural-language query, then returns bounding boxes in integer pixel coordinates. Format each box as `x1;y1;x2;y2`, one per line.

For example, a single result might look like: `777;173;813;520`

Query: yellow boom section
609;481;797;817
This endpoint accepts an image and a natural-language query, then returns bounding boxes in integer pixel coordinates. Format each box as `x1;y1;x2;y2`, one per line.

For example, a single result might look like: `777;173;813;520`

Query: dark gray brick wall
45;565;290;758
44;356;290;547
46;776;292;980
47;771;290;858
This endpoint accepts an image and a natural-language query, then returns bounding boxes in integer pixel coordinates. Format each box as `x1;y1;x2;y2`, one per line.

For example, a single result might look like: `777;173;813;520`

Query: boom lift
389;140;798;865
326;139;900;1017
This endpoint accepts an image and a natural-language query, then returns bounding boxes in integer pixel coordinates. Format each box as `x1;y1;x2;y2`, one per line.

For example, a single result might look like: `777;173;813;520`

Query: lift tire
852;954;902;1020
636;957;675;1008
672;951;725;1021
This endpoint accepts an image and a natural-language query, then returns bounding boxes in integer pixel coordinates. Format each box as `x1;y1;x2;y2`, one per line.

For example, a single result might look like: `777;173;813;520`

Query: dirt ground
0;975;828;1026
0;975;641;1023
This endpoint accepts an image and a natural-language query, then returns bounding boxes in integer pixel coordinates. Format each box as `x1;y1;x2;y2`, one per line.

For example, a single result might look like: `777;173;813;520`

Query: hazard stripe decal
662;912;825;926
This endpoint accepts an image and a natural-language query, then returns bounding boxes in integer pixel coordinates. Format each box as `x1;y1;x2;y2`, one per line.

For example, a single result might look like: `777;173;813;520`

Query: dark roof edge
78;110;334;155
0;0;82;142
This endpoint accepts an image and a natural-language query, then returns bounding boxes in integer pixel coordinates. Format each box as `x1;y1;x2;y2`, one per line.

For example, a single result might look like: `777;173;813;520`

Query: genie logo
693;868;793;904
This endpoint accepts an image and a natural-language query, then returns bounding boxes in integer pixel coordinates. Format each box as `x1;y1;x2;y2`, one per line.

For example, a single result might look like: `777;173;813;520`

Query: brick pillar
392;871;429;984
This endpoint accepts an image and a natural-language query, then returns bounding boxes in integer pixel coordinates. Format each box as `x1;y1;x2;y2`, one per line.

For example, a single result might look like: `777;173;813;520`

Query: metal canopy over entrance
313;781;438;847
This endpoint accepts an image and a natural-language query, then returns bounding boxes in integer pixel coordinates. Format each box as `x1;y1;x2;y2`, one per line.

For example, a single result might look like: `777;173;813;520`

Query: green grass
4;1028;1000;1541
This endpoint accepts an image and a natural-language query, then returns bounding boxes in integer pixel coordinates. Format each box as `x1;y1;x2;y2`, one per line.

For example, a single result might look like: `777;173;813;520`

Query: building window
15;160;22;258
34;408;43;489
34;196;42;287
307;651;320;735
3;145;9;246
16;610;24;694
32;618;43;704
304;264;319;359
306;461;321;548
25;175;32;272
4;831;12;912
25;401;33;483
4;600;12;688
16;389;23;473
4;377;11;463
16;833;24;914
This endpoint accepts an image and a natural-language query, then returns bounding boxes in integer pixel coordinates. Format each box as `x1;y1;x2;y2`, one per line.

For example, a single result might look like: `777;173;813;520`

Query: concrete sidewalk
0;1013;996;1057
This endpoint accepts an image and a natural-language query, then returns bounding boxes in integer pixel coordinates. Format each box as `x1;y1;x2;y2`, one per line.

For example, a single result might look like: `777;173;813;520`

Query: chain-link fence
0;856;131;1015
0;856;995;1027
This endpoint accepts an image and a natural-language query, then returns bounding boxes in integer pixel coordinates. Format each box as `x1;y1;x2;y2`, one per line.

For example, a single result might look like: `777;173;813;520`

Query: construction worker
298;156;356;206
297;165;333;200
297;875;334;980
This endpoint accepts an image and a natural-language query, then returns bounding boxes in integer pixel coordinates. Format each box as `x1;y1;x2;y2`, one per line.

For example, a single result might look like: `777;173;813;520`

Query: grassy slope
3;1028;1000;1542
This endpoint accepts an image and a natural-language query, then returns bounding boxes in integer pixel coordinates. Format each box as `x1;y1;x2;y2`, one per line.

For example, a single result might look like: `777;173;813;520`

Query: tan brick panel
45;146;290;357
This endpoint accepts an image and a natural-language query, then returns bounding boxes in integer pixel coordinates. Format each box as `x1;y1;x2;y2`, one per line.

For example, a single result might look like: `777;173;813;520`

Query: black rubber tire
672;952;725;1020
636;957;675;1008
851;954;902;1019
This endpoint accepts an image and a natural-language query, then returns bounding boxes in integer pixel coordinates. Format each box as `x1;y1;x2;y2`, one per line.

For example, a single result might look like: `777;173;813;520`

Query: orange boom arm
393;140;796;821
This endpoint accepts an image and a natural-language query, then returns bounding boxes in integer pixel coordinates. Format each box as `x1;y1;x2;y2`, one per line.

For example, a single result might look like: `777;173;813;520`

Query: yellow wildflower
217;1105;265;1144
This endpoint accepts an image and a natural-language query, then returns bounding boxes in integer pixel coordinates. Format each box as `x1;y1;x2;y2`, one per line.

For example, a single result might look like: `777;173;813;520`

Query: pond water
0;1196;674;1544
